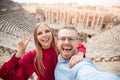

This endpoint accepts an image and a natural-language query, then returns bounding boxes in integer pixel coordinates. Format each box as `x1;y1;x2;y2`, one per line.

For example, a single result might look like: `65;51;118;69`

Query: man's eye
69;38;74;41
60;37;66;40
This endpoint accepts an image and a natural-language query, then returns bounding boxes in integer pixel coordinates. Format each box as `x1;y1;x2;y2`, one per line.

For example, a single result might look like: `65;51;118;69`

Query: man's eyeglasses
57;37;78;42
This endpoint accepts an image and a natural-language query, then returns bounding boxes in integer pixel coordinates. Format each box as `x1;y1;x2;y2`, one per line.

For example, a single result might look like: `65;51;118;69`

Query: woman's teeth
42;38;49;41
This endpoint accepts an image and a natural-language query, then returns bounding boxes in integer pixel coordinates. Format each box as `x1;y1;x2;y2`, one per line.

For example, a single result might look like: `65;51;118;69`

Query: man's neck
60;56;70;61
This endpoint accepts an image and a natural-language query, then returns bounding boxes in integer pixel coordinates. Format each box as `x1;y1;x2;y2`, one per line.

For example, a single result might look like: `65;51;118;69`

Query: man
55;26;120;80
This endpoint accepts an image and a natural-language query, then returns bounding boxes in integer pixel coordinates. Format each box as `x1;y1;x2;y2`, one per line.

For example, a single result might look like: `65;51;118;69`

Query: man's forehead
58;29;78;37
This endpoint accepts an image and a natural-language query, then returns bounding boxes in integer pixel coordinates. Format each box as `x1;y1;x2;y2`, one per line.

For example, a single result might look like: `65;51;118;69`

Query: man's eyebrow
58;36;65;37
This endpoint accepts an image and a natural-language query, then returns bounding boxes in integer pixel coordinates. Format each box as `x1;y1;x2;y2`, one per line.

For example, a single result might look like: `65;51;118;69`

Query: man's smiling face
57;28;78;60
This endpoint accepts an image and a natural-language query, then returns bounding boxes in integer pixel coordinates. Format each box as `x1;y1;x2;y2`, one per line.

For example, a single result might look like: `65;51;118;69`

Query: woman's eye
45;30;50;33
37;32;42;35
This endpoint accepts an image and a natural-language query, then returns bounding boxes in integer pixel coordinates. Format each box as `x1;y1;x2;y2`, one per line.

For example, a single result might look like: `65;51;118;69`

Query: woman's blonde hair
33;22;57;76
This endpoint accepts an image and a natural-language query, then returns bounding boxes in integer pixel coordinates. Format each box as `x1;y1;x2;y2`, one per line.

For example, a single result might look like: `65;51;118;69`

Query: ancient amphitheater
0;0;120;79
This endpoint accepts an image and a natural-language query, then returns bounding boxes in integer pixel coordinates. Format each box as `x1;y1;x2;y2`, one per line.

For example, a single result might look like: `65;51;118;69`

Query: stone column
64;11;67;24
91;14;95;28
62;12;65;24
100;16;104;27
44;11;48;22
57;10;60;23
82;14;85;27
47;11;50;22
66;11;70;24
78;15;80;25
57;10;59;24
59;11;62;23
96;16;100;27
86;14;89;28
63;12;66;24
74;12;77;26
49;10;52;23
83;14;85;23
51;11;54;23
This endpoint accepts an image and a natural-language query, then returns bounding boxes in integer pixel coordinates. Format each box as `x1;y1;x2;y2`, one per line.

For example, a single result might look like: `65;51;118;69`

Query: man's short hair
58;25;79;36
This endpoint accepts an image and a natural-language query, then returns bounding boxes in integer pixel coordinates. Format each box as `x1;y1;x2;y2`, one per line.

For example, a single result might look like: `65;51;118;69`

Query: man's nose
64;38;70;43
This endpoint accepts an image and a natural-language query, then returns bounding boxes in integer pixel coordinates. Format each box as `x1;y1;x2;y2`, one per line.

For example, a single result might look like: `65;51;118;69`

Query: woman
0;23;85;80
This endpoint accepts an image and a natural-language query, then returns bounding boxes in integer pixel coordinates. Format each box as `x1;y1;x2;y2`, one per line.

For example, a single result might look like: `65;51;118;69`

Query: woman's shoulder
19;49;36;63
26;49;36;57
21;49;36;59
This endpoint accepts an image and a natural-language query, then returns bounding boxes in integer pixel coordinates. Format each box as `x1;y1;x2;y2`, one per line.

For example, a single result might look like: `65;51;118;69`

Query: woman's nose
42;32;47;36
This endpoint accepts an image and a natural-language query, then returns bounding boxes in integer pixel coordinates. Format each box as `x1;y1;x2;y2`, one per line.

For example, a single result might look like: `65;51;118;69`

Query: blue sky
12;0;120;6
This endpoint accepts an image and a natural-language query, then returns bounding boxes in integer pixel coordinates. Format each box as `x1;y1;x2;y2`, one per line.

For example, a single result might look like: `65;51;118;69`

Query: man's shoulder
73;58;96;69
78;58;93;65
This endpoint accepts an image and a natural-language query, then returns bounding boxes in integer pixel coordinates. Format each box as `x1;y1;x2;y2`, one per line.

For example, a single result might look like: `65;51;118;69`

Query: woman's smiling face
36;24;52;49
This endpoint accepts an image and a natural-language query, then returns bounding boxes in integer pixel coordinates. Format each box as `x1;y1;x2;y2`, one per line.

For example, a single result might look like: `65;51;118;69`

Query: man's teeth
63;48;71;54
63;48;71;51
